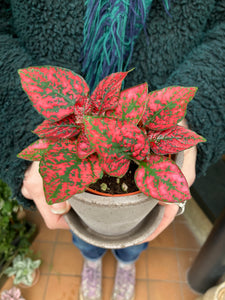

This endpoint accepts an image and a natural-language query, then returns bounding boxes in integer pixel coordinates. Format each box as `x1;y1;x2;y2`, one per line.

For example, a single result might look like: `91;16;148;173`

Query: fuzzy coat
0;0;225;208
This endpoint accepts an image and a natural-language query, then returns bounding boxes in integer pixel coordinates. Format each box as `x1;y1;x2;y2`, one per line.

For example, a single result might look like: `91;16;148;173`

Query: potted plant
17;66;205;247
0;287;25;300
0;180;36;286
3;255;41;288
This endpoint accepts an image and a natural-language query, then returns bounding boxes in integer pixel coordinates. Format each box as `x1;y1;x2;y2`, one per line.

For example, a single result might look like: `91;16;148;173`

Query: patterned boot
111;261;135;300
79;258;102;300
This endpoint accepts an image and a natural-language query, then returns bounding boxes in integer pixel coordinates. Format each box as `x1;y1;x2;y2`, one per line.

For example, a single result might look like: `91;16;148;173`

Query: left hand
140;118;197;243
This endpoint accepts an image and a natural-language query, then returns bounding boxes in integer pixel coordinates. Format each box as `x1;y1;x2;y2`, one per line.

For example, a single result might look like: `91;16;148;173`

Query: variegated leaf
39;139;103;204
106;83;148;124
91;71;128;115
17;139;56;161
74;95;92;124
18;66;89;121
33;114;81;139
100;154;130;177
135;154;190;203
142;86;197;130
148;126;206;154
76;131;95;159
84;116;149;161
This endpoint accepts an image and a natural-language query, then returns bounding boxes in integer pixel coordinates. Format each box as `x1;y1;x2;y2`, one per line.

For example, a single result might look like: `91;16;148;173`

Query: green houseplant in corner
17;66;205;247
0;180;36;285
3;255;41;288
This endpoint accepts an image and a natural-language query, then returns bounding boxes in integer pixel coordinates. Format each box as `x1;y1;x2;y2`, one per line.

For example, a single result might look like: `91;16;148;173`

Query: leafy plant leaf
74;95;93;124
135;154;190;203
148;126;206;154
142;86;197;130
39;139;103;204
106;83;148;124
33;114;81;139
100;153;130;177
76;130;95;159
84;116;149;161
91;71;128;115
18;66;89;122
17;139;56;161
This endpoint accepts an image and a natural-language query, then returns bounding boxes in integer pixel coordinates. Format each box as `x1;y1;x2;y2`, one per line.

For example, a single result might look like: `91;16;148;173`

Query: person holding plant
0;0;224;299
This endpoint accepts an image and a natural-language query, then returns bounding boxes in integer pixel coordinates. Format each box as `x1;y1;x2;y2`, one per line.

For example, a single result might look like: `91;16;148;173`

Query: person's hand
21;161;71;230
141;118;197;243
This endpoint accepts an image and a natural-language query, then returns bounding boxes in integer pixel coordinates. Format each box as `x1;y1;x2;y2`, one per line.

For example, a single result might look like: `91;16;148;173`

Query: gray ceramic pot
64;152;183;249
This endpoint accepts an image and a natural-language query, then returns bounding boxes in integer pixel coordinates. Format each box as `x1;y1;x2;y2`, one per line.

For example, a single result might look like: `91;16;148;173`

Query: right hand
21;161;71;230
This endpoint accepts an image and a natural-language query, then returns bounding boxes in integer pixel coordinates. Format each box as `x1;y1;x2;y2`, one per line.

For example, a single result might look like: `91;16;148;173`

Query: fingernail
50;201;69;214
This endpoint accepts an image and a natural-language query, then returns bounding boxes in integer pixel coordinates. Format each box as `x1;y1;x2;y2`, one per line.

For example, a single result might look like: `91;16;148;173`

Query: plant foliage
3;255;41;287
0;180;36;278
0;286;25;300
17;66;205;204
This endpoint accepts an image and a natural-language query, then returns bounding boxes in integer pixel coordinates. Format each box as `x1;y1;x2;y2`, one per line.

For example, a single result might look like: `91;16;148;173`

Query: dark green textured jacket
0;0;225;208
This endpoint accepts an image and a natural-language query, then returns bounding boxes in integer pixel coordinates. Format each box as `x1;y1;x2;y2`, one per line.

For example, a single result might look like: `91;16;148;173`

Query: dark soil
89;160;139;194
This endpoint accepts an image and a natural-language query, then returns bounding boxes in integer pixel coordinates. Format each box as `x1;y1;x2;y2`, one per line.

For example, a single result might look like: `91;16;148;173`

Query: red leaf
74;95;92;124
142;86;197;130
17;139;56;161
76;131;95;159
135;154;190;203
100;154;130;177
18;66;89;121
84;116;149;161
91;71;128;115
148;126;206;154
33;114;81;139
106;83;148;124
39;139;103;204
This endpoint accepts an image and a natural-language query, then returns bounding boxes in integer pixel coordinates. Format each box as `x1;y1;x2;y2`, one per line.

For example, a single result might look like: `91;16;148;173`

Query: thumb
50;201;71;215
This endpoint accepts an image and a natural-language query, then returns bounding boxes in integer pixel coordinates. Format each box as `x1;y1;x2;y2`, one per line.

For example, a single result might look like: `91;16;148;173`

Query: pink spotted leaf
33;114;81;139
100;154;130;177
106;83;148;124
17;139;56;161
148;126;206;155
142;86;198;131
18;66;89;122
39;139;103;204
84;116;149;161
135;154;190;203
91;71;128;115
74;95;93;124
76;130;95;159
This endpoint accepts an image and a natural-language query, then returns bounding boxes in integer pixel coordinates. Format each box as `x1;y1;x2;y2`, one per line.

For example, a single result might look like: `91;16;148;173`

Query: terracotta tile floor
1;211;202;300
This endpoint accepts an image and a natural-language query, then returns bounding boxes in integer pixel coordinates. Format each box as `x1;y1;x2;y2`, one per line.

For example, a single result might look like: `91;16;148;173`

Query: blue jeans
72;232;148;263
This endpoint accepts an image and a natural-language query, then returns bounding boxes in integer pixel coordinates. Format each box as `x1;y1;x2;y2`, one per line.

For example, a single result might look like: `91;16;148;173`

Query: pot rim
86;187;141;197
69;191;155;207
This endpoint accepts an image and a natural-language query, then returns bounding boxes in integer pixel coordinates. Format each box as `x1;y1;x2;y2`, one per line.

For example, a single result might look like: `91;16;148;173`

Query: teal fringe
81;0;170;90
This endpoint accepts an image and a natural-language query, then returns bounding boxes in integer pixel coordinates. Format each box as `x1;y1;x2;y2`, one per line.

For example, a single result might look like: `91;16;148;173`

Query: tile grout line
42;230;61;300
145;246;151;300
173;221;185;300
36;237;201;252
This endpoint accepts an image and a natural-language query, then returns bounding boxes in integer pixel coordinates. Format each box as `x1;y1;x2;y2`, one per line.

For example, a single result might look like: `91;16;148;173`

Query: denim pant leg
72;232;107;261
112;242;149;264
